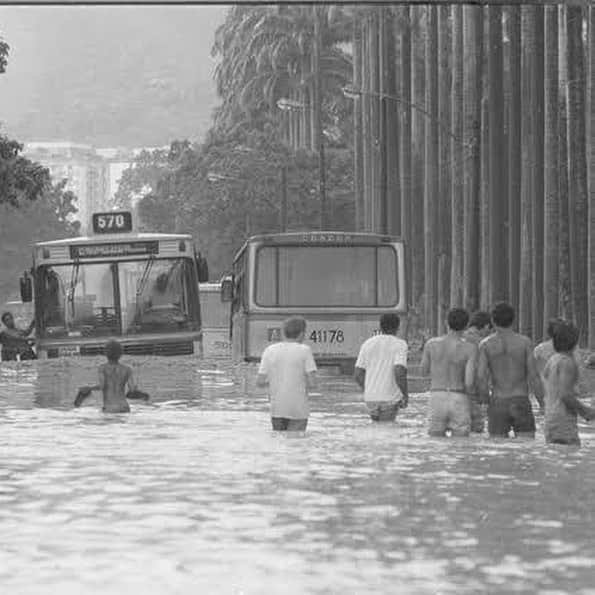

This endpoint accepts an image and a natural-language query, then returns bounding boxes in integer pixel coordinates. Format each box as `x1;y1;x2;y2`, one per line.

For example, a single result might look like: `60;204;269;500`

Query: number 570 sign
92;211;133;234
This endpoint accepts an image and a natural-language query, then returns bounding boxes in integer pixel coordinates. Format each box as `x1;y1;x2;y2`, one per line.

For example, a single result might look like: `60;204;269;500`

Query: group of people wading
256;304;594;447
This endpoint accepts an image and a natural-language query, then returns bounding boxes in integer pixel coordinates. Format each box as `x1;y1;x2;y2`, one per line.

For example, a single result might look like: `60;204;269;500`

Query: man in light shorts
421;308;477;437
256;316;317;431
354;313;408;422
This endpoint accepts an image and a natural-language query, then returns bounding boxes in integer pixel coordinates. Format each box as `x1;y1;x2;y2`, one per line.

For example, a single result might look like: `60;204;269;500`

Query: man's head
491;302;515;329
447;308;469;332
379;313;400;335
469;310;492;336
546;317;565;340
552;320;579;353
105;339;123;363
1;311;14;328
283;316;307;341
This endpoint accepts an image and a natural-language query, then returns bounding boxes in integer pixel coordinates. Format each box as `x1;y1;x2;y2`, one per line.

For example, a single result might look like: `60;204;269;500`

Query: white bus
199;278;232;358
229;231;407;373
18;211;209;358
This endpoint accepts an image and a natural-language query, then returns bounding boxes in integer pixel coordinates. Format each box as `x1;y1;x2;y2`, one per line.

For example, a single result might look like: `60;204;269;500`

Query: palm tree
567;5;589;345
463;5;482;312
589;5;595;348
543;5;560;336
450;4;464;307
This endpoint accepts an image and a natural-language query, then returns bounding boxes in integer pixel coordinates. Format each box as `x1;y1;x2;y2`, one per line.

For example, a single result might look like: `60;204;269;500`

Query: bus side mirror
20;272;32;302
196;254;209;283
221;278;233;302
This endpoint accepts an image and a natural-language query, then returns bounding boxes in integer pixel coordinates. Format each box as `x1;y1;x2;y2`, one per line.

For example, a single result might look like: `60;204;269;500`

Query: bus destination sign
70;241;159;259
92;211;133;234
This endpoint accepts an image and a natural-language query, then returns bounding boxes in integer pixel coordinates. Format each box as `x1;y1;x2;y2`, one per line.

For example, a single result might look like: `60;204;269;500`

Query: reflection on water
1;357;594;594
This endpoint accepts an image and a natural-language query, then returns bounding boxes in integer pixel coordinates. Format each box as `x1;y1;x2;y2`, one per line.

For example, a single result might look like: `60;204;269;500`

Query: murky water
1;357;595;594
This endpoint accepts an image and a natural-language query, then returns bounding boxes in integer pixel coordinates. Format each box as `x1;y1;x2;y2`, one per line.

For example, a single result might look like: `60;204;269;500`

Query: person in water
0;311;36;362
463;310;493;433
421;308;477;437
354;312;408;422
74;340;147;413
543;320;595;446
256;316;317;431
477;302;544;438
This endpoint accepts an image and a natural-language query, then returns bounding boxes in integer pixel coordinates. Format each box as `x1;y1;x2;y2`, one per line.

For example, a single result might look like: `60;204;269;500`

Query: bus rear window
255;245;398;307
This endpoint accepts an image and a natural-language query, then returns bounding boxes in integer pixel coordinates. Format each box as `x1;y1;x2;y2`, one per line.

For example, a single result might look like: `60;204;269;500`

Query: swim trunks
428;390;471;436
487;395;535;437
366;400;400;422
271;417;308;431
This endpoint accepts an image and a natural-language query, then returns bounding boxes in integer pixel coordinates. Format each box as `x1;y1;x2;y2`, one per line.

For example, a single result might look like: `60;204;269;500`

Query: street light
276;97;327;230
341;84;461;142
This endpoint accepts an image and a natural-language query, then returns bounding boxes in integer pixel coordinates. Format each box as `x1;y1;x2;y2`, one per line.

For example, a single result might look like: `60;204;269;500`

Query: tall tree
507;6;522;313
519;5;536;336
543;5;560;335
532;7;545;338
437;5;452;329
450;4;464;307
424;6;438;333
488;5;507;302
352;20;364;231
567;5;589;344
589;5;595;349
463;5;482;312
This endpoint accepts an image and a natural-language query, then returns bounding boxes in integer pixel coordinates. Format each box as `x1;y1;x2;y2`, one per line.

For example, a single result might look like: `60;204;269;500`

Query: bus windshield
255;245;399;307
37;258;195;338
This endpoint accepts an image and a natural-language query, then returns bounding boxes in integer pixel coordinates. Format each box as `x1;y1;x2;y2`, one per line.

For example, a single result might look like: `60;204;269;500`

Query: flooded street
1;357;595;594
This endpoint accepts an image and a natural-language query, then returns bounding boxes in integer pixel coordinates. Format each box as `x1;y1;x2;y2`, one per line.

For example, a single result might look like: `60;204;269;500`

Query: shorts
487;395;535;437
428;391;471;437
366;401;400;422
271;417;308;431
469;399;486;433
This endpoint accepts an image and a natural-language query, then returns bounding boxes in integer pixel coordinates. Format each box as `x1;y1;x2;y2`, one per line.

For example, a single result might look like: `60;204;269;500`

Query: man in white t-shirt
256;316;318;431
354;313;408;422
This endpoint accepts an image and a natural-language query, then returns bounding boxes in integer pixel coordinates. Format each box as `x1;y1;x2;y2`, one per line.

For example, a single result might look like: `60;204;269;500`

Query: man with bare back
477;302;544;438
420;308;477;437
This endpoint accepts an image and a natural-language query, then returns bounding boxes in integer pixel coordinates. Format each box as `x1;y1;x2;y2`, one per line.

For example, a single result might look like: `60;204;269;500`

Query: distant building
23;142;168;234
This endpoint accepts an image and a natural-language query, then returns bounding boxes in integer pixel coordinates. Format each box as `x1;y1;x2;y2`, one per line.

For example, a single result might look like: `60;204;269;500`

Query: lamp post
277;97;328;230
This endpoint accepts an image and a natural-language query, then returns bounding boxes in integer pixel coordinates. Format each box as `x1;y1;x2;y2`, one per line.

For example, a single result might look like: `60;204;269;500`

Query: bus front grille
78;342;194;357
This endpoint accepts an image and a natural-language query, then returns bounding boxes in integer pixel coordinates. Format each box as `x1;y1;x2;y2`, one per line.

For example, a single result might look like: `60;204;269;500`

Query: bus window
38;263;118;337
118;259;192;334
256;245;395;307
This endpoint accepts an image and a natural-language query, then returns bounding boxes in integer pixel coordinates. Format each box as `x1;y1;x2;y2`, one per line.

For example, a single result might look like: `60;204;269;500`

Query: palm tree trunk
519;5;536;336
369;10;380;232
589;5;595;349
450;4;464;307
567;5;589;345
353;21;364;231
488;5;507;302
412;7;426;310
463;5;482;313
362;16;372;233
437;5;452;329
507;6;522;313
558;5;572;320
480;89;490;308
543;5;559;337
424;6;438;334
532;7;545;340
400;5;413;307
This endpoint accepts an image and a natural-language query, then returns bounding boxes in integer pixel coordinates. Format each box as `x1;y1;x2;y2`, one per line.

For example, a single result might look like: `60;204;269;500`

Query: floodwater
1;356;595;595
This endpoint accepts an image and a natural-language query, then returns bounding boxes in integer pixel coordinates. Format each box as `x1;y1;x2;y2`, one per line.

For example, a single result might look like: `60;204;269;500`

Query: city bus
199;277;232;358
229;231;407;372
17;211;209;358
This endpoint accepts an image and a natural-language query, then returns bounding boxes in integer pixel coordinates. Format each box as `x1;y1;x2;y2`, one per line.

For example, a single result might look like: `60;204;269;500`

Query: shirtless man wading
421;308;477;437
477;302;544;438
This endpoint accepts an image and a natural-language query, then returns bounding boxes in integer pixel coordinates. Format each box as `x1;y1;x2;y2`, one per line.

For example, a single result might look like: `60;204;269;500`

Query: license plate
58;345;80;357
